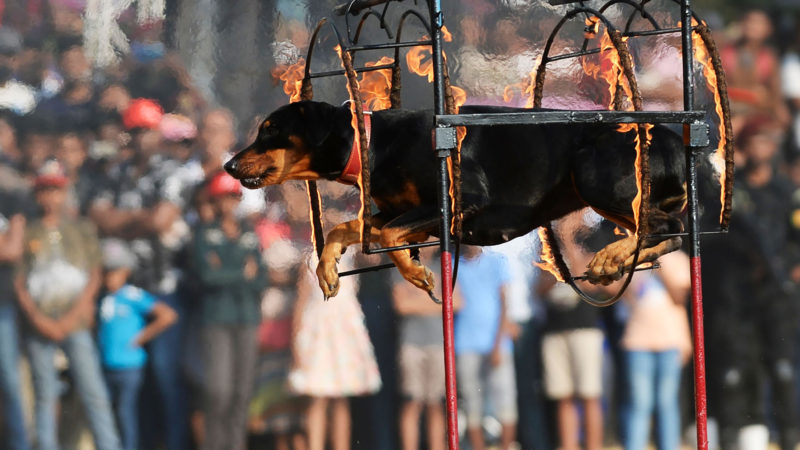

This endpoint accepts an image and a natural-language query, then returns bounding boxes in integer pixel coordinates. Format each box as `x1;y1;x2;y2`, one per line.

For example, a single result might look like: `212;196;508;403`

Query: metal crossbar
436;110;706;127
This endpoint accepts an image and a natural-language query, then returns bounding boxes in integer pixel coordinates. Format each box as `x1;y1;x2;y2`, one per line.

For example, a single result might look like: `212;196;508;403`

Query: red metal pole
440;251;459;449
690;256;708;449
680;0;709;446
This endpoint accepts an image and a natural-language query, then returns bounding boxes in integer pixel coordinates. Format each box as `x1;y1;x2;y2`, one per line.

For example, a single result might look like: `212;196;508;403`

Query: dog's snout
224;157;238;175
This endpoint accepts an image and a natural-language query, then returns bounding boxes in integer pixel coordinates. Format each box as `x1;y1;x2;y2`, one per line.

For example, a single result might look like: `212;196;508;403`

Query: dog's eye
264;126;279;137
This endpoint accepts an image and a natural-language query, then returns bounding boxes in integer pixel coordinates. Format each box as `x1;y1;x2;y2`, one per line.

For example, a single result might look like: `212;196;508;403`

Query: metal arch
390;10;435;108
352;10;394;45
533;7;653;307
532;7;618;108
303;17;348;81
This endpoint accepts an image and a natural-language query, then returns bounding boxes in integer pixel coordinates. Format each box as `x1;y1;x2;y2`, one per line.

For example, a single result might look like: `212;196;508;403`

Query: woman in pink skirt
289;253;381;450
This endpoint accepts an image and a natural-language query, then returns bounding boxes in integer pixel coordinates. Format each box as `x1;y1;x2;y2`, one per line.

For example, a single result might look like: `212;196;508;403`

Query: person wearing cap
189;171;267;450
13;159;122;450
87;97;192;450
97;239;177;450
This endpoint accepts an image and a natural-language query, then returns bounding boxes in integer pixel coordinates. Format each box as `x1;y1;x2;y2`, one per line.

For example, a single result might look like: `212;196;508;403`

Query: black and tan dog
225;101;686;297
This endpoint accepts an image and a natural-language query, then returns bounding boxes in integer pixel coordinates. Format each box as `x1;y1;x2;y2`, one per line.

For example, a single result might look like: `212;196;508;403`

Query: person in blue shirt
455;245;518;450
98;239;177;450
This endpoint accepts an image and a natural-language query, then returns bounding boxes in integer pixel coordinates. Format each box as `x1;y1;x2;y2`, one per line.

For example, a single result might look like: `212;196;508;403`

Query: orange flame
580;30;634;110
536;227;565;282
628;123;653;233
272;58;307;103
359;56;394;111
690;19;726;223
584;16;600;39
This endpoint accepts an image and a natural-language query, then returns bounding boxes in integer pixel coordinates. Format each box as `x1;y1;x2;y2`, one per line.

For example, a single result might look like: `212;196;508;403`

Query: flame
689;19;726;223
536;227;565;282
628;124;653;233
613;226;629;237
442;25;453;42
580;30;634;110
584;16;600;39
359;56;394;111
272;58;306;103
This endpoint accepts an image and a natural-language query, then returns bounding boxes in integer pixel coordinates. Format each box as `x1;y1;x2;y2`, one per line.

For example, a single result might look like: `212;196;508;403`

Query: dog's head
225;101;353;189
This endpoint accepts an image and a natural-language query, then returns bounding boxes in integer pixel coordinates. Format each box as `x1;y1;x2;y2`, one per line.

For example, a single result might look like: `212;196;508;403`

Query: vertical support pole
681;1;708;449
430;1;459;449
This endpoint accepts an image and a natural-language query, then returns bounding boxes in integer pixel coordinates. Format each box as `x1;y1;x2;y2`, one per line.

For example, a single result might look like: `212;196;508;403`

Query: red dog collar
337;112;371;185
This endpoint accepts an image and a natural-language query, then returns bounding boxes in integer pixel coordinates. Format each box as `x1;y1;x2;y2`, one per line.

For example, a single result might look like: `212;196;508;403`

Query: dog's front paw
316;256;340;299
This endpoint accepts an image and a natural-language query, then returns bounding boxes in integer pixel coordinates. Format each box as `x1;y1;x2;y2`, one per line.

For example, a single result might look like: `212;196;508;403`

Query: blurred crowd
2;1;800;450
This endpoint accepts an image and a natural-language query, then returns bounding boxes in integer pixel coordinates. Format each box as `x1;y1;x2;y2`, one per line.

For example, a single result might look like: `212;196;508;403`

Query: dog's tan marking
260;120;271;130
377;182;424;211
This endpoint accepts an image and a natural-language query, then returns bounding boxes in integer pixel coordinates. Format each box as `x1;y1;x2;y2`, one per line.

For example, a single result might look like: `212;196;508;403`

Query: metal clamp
434;126;457;157
687;120;710;148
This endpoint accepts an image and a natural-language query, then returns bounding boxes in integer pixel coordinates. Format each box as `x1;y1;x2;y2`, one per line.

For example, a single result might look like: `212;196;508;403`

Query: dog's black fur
225;101;685;296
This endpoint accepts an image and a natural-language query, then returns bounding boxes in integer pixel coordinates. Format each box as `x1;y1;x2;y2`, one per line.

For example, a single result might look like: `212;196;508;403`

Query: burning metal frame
276;0;730;448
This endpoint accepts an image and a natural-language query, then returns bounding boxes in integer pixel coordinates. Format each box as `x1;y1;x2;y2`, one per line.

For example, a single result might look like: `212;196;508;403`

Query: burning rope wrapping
533;19;650;307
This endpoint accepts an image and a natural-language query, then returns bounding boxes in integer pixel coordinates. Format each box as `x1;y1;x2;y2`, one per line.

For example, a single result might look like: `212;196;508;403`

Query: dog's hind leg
316;219;382;298
584;207;683;285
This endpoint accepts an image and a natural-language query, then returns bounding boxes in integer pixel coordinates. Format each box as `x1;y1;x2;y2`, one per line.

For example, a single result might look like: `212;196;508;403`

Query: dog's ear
299;102;351;147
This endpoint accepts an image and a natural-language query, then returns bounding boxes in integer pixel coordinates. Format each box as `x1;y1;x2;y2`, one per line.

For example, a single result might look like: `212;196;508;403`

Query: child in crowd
97;239;178;450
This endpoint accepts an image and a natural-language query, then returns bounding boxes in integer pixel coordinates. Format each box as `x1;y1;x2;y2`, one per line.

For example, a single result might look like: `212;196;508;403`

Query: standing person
539;264;604;450
393;252;461;450
88;98;191;450
0;182;29;450
190;171;267;450
621;251;692;450
289;252;381;450
492;232;551;450
13;160;122;450
455;245;518;450
704;117;800;450
721;9;789;132
98;239;178;450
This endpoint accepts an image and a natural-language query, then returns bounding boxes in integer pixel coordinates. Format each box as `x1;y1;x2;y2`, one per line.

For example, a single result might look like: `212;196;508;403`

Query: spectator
393;252;461;450
0;27;37;115
88;98;191;450
620;251;692;450
705;116;800;450
492;231;551;450
0;174;29;450
13;159;122;450
98;238;178;450
721;9;789;132
455;245;517;450
539;242;604;450
288;253;381;450
190;171;267;450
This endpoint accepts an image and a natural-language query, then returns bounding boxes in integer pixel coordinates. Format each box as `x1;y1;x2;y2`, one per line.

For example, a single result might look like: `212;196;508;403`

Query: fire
580;30;634;110
272;58;306;103
536;227;565;282
690;19;727;223
359;56;394;111
584;16;600;39
628;124;653;232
